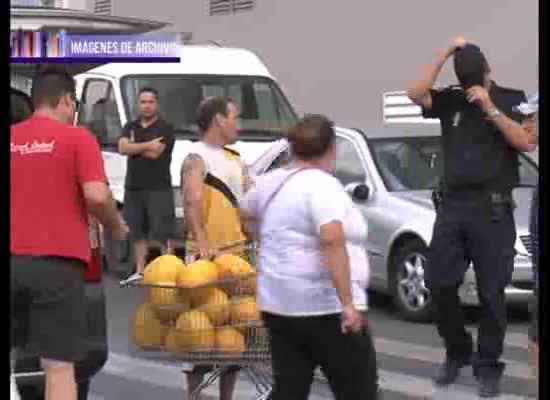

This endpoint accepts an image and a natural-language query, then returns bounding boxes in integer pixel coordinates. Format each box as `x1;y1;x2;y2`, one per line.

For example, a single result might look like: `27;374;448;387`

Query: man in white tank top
179;96;253;400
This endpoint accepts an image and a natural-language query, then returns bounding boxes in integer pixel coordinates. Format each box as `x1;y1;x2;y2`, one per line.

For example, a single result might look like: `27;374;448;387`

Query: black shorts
124;189;175;243
11;255;87;363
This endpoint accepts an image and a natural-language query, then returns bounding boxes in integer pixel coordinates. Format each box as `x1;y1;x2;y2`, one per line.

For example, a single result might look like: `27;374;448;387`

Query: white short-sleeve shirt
241;167;369;316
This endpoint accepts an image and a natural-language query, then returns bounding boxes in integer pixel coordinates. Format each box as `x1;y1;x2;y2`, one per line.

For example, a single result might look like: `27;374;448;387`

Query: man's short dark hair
139;87;159;99
30;66;76;109
196;96;234;132
287;114;335;160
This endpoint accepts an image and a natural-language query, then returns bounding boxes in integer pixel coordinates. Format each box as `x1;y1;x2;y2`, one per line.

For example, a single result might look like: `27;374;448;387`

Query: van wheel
389;239;433;323
103;229;134;279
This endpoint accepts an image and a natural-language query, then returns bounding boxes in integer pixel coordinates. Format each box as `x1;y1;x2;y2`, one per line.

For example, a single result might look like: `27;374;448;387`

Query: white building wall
95;1;539;127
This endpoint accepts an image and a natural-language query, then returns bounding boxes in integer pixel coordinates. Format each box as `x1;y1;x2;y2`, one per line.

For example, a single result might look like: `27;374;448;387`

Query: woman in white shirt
241;115;379;400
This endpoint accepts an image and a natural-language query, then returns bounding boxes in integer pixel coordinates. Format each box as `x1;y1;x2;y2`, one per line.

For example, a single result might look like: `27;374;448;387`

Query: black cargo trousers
426;190;516;380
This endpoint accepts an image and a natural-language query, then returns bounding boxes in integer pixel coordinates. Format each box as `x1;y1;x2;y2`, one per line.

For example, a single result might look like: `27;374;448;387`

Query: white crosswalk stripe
91;329;536;400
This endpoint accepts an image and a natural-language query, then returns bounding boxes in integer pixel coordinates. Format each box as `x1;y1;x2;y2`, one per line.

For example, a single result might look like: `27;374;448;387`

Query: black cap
453;43;488;89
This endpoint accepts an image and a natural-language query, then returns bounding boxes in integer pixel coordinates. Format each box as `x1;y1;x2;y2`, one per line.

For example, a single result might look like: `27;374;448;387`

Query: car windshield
368;137;538;191
120;75;297;139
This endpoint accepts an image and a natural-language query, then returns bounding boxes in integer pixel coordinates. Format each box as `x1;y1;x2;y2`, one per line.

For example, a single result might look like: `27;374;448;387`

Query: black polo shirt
120;117;175;190
422;82;527;193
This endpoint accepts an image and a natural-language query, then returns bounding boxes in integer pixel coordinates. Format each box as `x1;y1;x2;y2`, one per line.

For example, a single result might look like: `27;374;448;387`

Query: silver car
250;124;537;322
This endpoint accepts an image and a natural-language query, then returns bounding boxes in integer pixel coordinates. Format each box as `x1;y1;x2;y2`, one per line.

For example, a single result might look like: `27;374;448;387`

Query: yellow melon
188;287;214;307
175;310;215;352
131;303;168;349
233;273;257;296
148;287;189;322
143;255;185;286
176;260;219;288
164;328;183;354
230;297;260;325
197;288;231;326
215;327;246;354
215;254;253;280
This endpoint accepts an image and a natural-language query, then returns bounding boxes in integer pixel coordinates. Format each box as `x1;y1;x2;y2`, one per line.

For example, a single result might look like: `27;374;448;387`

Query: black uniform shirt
120;118;175;190
422;82;526;192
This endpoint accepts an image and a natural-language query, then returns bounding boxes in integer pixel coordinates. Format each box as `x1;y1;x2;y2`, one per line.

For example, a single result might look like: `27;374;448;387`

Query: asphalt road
88;274;536;400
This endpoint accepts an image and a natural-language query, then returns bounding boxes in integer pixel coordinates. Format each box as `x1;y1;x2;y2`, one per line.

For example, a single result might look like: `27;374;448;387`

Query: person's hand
195;238;218;260
148;137;165;153
447;36;467;56
111;217;129;241
467;86;493;113
341;304;364;334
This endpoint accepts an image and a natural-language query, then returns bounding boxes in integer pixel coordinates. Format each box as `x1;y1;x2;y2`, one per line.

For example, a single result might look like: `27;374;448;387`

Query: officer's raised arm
407;36;467;110
466;86;538;152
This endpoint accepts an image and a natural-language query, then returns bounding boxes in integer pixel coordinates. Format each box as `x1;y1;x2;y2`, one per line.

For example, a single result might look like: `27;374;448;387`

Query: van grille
210;0;254;16
520;235;533;255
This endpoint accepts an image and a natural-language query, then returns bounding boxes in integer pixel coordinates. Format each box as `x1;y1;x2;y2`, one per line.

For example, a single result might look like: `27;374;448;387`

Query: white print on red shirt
10;140;56;155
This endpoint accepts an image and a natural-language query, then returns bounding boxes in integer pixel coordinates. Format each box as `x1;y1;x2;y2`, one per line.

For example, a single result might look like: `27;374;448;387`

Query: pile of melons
131;253;262;355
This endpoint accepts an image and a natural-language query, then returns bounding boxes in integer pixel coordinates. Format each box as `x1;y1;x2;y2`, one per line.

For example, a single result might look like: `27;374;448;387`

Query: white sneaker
119;272;143;286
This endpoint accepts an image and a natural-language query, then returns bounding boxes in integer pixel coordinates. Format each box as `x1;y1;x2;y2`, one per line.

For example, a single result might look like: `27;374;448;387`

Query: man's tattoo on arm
180;153;205;205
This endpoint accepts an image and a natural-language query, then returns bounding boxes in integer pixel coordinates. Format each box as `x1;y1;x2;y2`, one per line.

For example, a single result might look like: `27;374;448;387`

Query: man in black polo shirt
118;87;176;284
408;37;537;397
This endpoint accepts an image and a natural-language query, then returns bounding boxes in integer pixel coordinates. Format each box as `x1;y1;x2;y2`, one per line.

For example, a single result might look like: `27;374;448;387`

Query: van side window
253;82;279;123
78;79;121;145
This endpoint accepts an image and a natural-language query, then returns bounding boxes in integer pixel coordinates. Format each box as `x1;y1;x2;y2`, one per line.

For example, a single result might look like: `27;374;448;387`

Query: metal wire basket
125;244;273;400
128;247;270;365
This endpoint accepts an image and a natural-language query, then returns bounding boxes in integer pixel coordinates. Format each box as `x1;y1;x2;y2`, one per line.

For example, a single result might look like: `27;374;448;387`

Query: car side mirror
344;182;371;203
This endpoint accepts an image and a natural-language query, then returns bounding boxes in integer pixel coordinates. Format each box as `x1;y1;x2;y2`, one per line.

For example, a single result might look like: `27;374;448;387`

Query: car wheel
390;239;433;322
103;226;134;279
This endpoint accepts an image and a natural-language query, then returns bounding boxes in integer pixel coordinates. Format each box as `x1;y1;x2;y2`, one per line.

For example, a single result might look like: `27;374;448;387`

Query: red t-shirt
11;115;107;263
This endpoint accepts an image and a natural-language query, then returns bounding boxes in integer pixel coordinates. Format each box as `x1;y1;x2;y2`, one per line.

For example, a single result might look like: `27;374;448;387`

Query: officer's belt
440;187;513;202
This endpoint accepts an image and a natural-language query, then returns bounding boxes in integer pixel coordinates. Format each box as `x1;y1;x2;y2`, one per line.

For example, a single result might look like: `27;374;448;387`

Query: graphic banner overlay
11;31;181;63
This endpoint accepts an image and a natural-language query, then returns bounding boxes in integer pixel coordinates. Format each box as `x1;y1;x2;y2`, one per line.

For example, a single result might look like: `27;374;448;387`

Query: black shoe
434;357;471;386
478;376;501;398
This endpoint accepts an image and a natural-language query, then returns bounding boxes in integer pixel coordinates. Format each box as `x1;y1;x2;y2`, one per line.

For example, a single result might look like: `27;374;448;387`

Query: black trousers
426;193;516;380
263;312;379;400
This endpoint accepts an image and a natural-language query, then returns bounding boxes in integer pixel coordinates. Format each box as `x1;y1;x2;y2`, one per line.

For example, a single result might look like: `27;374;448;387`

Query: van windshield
121;75;298;139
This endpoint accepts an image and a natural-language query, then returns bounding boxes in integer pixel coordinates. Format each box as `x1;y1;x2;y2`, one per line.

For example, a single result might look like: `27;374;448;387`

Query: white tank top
189;141;244;202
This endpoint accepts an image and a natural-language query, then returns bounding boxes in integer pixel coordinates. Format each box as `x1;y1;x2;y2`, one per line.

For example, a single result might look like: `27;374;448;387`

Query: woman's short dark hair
287;114;335;160
196;96;233;132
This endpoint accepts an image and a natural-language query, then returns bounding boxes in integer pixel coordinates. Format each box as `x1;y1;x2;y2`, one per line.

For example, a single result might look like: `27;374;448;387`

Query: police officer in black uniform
407;37;538;397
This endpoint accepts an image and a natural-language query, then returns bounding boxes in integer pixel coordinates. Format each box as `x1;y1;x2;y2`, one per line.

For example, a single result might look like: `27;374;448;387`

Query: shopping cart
121;242;273;400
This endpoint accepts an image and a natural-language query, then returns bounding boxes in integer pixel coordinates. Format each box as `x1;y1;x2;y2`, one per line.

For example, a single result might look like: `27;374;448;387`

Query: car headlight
515;236;529;257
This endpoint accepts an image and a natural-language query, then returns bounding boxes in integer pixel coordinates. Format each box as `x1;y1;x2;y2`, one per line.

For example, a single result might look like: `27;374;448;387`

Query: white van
73;44;298;272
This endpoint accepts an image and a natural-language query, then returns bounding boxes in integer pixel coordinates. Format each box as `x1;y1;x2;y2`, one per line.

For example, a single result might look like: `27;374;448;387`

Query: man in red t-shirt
10;67;128;400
